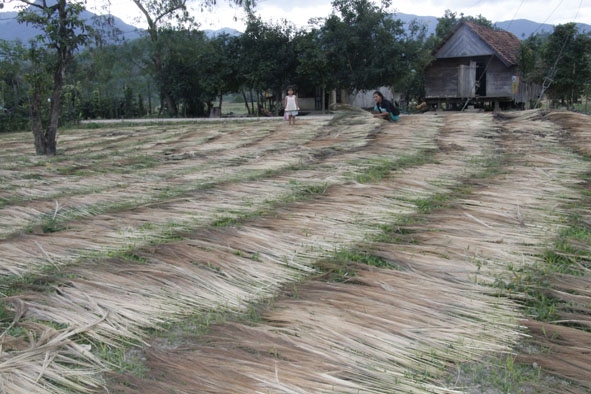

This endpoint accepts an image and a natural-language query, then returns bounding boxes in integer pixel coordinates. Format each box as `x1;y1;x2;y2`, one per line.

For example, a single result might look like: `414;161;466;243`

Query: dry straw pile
0;109;589;393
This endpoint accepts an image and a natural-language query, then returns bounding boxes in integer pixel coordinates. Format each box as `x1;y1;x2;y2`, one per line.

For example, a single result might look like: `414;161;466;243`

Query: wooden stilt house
425;20;541;110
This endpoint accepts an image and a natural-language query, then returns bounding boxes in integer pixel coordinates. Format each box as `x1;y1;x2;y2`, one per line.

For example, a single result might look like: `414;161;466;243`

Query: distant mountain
394;12;591;39
494;19;555;38
394;13;439;37
0;8;241;43
494;19;590;38
0;9;143;43
1;8;589;44
204;27;241;37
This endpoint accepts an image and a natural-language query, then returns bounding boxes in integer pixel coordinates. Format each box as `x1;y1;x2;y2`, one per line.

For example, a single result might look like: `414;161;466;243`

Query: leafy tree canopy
319;0;406;92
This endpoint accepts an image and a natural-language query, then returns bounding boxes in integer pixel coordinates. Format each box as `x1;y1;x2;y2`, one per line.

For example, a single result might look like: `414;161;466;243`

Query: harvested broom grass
0;110;589;393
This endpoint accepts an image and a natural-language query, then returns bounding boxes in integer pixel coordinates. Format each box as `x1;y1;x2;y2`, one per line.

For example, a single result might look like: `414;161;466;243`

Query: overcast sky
4;0;589;31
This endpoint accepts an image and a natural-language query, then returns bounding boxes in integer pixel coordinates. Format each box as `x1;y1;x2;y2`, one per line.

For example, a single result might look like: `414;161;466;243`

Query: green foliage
456;355;543;394
545;24;591;106
517;34;546;78
435;9;459;40
293;29;332;91
11;0;94;154
434;10;494;41
355;150;437;183
39;212;65;234
94;341;148;377
16;1;92;51
392;20;431;104
2;0;587;135
0;40;29;131
518;23;591;108
463;14;494;29
72;40;155;119
316;248;396;282
157;29;210;116
237;15;298;112
318;0;407;92
493;208;591;323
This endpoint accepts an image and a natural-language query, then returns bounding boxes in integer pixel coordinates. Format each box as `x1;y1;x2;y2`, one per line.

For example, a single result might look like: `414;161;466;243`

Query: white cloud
191;2;249;30
391;0;589;25
249;0;590;29
6;0;588;31
257;4;333;27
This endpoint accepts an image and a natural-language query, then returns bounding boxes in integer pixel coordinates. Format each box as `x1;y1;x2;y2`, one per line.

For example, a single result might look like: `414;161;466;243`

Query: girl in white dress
283;87;300;126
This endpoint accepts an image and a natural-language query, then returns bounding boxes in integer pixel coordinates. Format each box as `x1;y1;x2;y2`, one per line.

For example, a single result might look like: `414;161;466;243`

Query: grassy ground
220;101;251;116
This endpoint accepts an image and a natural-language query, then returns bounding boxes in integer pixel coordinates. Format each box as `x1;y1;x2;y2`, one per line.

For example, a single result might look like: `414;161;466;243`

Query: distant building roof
435;19;522;67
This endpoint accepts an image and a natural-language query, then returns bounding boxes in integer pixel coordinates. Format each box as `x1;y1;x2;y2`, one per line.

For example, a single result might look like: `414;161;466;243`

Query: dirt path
0;110;589;393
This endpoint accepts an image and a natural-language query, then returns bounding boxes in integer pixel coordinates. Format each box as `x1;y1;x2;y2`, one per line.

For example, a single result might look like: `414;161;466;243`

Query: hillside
0;109;590;393
0;9;238;43
0;9;143;42
394;12;591;38
1;7;589;43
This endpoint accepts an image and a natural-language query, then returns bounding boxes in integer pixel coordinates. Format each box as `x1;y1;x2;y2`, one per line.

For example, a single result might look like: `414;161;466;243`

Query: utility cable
534;29;571;108
533;0;565;35
505;0;526;31
533;0;582;108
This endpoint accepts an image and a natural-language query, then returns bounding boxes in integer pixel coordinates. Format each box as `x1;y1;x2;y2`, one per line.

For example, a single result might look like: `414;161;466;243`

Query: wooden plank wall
426;57;518;100
425;59;460;97
458;63;476;97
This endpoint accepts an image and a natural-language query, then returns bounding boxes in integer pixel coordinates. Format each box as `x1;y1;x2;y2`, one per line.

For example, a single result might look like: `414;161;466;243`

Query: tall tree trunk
19;0;88;156
44;64;65;156
249;89;255;115
147;80;152;115
132;0;192;117
152;53;177;117
30;63;63;156
30;80;45;155
165;91;177;117
241;90;251;114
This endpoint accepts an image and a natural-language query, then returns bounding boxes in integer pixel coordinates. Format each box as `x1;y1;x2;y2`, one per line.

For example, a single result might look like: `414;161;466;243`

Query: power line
530;0;564;35
505;0;526;31
529;0;584;108
534;24;573;108
573;0;583;22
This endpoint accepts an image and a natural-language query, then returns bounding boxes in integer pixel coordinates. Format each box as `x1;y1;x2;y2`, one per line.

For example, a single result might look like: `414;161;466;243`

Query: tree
128;0;248;117
465;14;494;30
518;23;591;109
0;40;29;132
434;9;458;41
517;32;548;103
129;0;196;116
0;0;249;153
293;28;332;111
237;14;297;114
543;23;591;107
71;39;152;119
208;34;242;113
318;0;406;93
434;10;494;42
391;19;431;109
157;29;212;116
2;0;92;155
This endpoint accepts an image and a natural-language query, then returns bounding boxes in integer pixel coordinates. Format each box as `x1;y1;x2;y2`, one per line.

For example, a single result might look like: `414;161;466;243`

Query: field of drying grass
0;108;589;393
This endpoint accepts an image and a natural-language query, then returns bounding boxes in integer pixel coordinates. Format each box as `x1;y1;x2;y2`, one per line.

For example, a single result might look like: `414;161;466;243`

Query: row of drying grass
108;110;591;393
0;109;589;393
0;110;494;392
